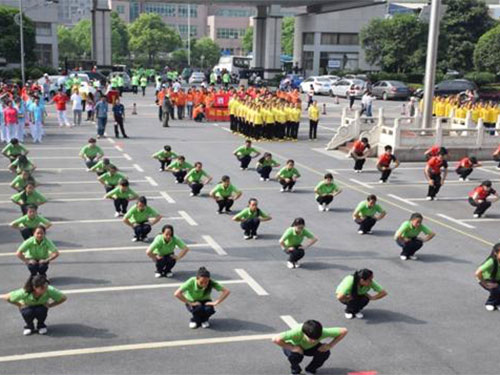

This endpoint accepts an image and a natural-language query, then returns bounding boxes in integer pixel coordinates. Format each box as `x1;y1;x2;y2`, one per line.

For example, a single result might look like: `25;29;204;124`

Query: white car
330;78;367;98
300;76;332;95
189;72;206;85
79;81;96;96
321;75;341;85
36;75;64;98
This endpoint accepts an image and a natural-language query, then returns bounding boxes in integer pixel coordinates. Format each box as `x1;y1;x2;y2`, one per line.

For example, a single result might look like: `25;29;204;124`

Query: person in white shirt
172;80;181;93
70;89;83;126
361;91;374;117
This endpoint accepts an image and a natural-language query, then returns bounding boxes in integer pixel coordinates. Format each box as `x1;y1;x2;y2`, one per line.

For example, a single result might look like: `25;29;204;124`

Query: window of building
319;51;359;73
130;1;140;21
177;24;197;37
35;22;52;36
321;33;359;45
178;4;197;18
144;3;176;17
116;5;125;14
338;33;359;45
34;44;52;66
303;51;314;70
214;8;255;17
216;28;246;39
320;33;337;45
303;33;314;45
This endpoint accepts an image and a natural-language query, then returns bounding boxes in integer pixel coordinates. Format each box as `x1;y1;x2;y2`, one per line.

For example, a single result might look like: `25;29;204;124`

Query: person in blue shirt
95;96;108;139
112;98;128;139
14;97;26;143
28;97;45;143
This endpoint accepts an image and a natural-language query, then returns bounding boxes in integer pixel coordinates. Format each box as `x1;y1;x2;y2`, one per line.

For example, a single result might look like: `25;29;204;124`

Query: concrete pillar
91;0;112;66
263;5;282;79
293;16;303;70
252;6;267;69
312;32;321;75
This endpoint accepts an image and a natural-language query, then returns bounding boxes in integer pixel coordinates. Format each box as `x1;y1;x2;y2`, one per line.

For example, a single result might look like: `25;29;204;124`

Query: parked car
189;72;206;85
109;71;132;91
330;78;367;98
321;75;341;85
415;79;479;98
279;74;304;90
299;76;332;95
79;81;96;96
81;70;107;85
371;80;411;100
36;75;64;97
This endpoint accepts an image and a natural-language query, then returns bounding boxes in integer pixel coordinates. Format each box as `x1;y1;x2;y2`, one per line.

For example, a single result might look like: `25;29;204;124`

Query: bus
213;56;251;76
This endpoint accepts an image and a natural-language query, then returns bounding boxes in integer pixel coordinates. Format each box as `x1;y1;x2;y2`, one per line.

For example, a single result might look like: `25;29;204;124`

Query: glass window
177;24;197;38
144;3;176;17
116;5;125;14
216;28;246;39
178;4;197;18
35;22;52;37
214;8;255;17
303;51;314;70
321;33;338;45
338;33;359;45
34;44;52;66
303;33;314;45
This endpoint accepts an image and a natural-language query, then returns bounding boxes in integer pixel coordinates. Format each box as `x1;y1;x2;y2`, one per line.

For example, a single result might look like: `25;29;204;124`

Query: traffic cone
132;103;138;115
401;103;406;115
323;103;327;115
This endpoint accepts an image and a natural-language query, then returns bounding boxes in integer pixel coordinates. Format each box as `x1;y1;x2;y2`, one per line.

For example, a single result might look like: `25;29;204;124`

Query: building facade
57;0;91;26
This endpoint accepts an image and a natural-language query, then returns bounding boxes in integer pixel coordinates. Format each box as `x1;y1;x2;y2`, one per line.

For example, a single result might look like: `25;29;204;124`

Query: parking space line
349;179;373;189
436;214;476;229
134;164;144;172
0;167;135;172
407;197;466;202
234;269;269;296
160;191;176;203
0;196;164;204
28;156;126;160
461;218;500;223
23;147;116;151
387;194;418;207
366;179;500;187
123;153;133;161
178;210;198;226
326;169;339;175
280;315;299;329
0;216;184;227
145;176;158;187
478;167;500;175
312;148;348;160
0;179;148;187
107;138;116;144
115;145;124;152
202;235;227;256
0;189;161;198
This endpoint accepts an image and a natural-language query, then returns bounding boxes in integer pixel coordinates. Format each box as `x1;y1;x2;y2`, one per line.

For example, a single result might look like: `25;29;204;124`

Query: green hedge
0;66;58;81
464;71;496;86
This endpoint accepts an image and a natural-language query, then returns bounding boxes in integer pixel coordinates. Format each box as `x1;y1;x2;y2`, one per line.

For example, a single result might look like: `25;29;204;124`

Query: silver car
300;76;332;95
330;78;367;98
189;72;206;85
371;80;411;100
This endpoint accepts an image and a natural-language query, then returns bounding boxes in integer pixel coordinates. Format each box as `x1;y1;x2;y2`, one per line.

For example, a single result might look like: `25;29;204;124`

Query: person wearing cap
456;156;481;181
353;194;386;234
146;224;190;278
424;150;448;201
79;138;104;170
350;137;370;173
10;205;51;240
165;155;193;184
183;162;212;197
233;198;272;239
314;173;342;212
2;138;28;162
16;225;59;277
424;145;448;160
394;213;435;260
174;267;230;329
123;196;162;242
209;175;242;214
468;180;499;218
336;269;387;319
273;319;348;375
475;243;500;311
233;139;260;170
376;145;400;183
152;145;177;172
104;179;138;217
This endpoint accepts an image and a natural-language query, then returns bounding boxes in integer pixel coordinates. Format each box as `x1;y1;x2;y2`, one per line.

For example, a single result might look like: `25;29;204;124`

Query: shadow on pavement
300;262;353;271
420;253;471;264
208;318;275;333
47;323;117;339
364;308;427;325
49;276;111;286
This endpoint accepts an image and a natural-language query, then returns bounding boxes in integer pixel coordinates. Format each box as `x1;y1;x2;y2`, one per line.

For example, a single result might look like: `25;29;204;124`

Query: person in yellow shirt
228;95;237;132
254;105;264;140
275;103;287;141
291;103;302;140
308;101;320;140
285;103;294;140
263;104;274;141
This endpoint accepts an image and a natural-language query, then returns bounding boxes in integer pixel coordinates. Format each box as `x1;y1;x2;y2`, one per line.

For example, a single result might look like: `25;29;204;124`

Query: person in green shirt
233;139;261;170
276;159;301;192
9;155;36;175
131;74;139;94
232;198;272;239
104;179;138;217
79;137;104;170
475;243;500;311
336;269;388;319
146;224;190;278
16;226;59;277
10;205;52;240
314;173;342;212
1;275;67;336
256;152;280;181
174;266;230;329
123;196;162;242
89;157;111;176
394;213;435;260
98;165;127;193
272;320;348;375
11;182;47;215
279;217;318;269
352;194;386;234
2;138;28;162
209;175;242;214
166;155;193;184
140;76;148;96
152;145;177;172
184;162;213;197
10;170;36;192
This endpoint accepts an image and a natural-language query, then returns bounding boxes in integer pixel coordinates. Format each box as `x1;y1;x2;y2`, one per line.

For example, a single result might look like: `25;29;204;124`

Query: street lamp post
201;55;204;70
18;0;26;85
187;2;191;67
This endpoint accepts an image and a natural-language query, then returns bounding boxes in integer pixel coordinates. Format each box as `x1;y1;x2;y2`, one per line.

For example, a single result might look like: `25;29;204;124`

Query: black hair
245;139;252;144
384;145;392;151
470;156;477;164
108;165;118;171
291;217;305;227
481;243;500;282
286;159;295;165
10;138;19;145
439;147;448;155
178;155;185;161
102;158;110;165
138;196;147;205
258;152;272;164
119;179;129;187
221;175;230;183
482;180;492;188
88;137;96;143
17;155;29;168
301;320;323;340
367;194;377;202
23;275;48;294
324;173;333;180
410;213;423;221
26;205;38;211
163;145;171;151
161;224;174;236
194;161;202;167
361;137;369;143
197;266;211;278
351;268;373;298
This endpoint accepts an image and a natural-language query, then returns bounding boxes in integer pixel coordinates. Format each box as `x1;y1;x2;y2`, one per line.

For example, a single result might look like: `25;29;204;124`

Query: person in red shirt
51;90;70;127
186;88;194;119
350;137;370;173
468;180;499;218
156;87;167;122
3;101;18;143
176;89;186;120
377;145;400;183
456;156;481;181
424;145;448;160
424;151;448;200
493;145;500;170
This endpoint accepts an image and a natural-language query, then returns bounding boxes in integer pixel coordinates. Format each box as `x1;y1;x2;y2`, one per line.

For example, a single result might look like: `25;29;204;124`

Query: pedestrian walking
4;100;18;142
279;218;318;269
232;198;272;239
394;213;435;260
28;97;45;143
352;194;386;235
209;175;242;214
70;89;83;126
95;96;108;138
112;98;128;138
51;90;70;127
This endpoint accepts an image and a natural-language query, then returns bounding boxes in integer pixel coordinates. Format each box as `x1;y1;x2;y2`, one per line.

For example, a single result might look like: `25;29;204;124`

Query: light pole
201;54;205;70
18;0;25;85
187;2;191;67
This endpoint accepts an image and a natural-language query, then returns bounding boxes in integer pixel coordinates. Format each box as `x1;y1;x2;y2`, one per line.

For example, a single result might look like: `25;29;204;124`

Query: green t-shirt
180;276;223;302
210;183;240;199
336;274;384;296
234;145;258;157
185;169;208;183
2;143;27;157
280;227;315;248
89;160;109;173
278;167;301;179
479;258;500;281
10;158;35;174
124;204;159;224
11;190;47;206
99;172;126;187
80;144;103;159
354;201;384;218
9;285;64;306
11;214;50;229
396;221;432;239
105;186;138;200
152;150;177;160
168;160;193;171
18;236;58;260
11;175;35;191
259;158;279;168
234;207;269;221
315;181;339;197
150;234;186;256
280;324;342;350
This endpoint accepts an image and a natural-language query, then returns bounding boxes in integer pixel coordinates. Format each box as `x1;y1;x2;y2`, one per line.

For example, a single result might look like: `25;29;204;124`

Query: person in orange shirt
424;151;448;200
186;89;194;119
176;89;186;120
157;87;167;122
193;104;206;122
169;89;177;120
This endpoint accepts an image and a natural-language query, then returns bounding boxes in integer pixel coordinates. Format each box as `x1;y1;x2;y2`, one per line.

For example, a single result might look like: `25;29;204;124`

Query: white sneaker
158;168;164;172
344;313;354;319
318;205;324;211
131;237;138;242
280;188;285;192
358;230;364;235
473;214;480;218
165;272;173;278
142;236;149;242
189;322;198;329
201;321;210;329
244;235;252;240
459;177;464;182
38;327;48;335
465;178;470;182
485;305;496;311
260;177;265;181
114;212;121;218
379;180;384;184
252;234;259;239
23;328;33;336
241;167;245;171
496;166;500;170
294;262;300;268
287;261;295;269
265;178;270;181
86;168;91;172
400;255;408;260
154;272;162;278
426;196;433;201
355;312;364;319
190;193;195;197
410;255;418;260
324;206;330;212
175;180;179;184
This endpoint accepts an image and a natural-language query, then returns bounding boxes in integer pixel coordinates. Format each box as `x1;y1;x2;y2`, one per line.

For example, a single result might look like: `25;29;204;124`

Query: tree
282;17;294;56
473;24;500;73
128;13;182;66
439;0;496;72
0;5;36;64
71;19;91;58
242;27;253;55
192;37;220;68
360;14;427;73
111;11;129;62
57;25;80;61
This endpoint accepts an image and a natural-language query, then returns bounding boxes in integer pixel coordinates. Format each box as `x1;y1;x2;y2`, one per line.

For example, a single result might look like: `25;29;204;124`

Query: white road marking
202;235;227;256
145;176;158;187
24;147;115;150
436;214;476;229
115;145;123;152
28;156;126;160
234;268;269;296
0;179;147;186
326;169;339;175
311;148;348;160
160;191;176;203
123;153;132;161
0;196;164;204
107;138;116;144
280;315;300;329
461;218;500;223
407;197;466;202
0;167;135;172
387;194;419;207
349;178;374;189
0;217;184;227
178;210;198;226
478;167;499;175
133;164;144;172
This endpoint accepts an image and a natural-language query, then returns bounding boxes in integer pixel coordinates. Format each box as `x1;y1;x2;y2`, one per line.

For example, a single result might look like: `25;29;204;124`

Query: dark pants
283;344;331;375
159;158;172;171
355;217;377;233
279;178;296;190
238;155;251;169
104;185;115;193
397;238;423;257
194;113;205;122
456;167;472;179
292;122;300;140
309;120;318;139
177;106;185;120
190;182;204;196
353;157;366;171
21;305;48;330
186;301;215;325
480;282;500;306
216;198;234;213
27;261;49;276
378;165;392;182
85;158;97;169
341;295;370;314
285;246;305;263
241;218;260;236
349;95;355;109
427;173;442;198
162;110;170;127
134;223;152;240
316;195;333;205
114;115;127;138
494;154;500;168
132;85;138;94
156;255;176;274
113;198;129;214
141;86;146;96
169;105;175;120
257;165;272;179
469;197;491;217
173;170;187;183
187;104;193;119
97;117;107;136
20;204;29;215
286;121;293;138
20;227;35;240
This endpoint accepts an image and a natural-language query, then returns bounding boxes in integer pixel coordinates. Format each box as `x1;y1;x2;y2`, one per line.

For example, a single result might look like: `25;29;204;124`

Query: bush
464;71;496;86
